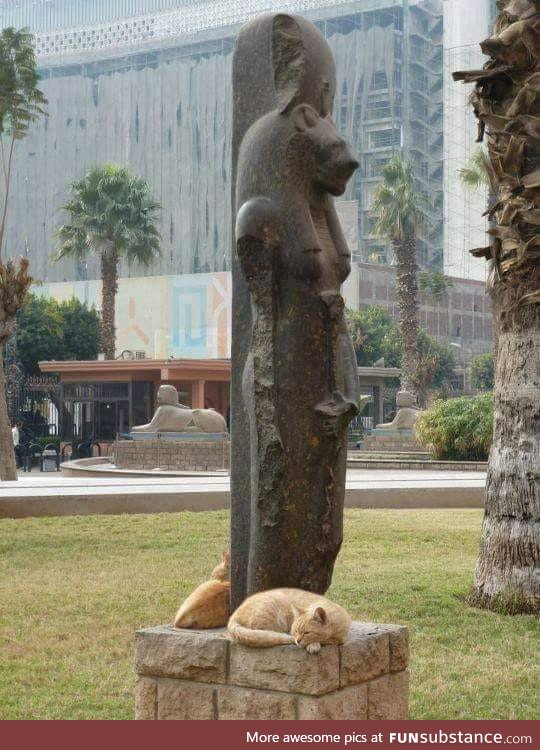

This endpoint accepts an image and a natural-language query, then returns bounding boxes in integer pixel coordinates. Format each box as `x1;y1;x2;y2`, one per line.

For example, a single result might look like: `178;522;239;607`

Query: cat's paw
306;642;321;654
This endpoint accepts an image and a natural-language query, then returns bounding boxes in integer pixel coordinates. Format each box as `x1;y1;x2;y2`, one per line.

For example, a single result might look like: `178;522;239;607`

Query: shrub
470;352;494;391
415;393;493;461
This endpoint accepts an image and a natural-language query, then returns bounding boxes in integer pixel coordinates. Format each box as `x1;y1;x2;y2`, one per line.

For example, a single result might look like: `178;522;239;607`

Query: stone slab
217;685;296;720
135;676;157;720
297;684;368;720
368;671;410;720
340;622;390;686
135;625;228;684
228;641;340;696
156;677;215;720
377;624;410;672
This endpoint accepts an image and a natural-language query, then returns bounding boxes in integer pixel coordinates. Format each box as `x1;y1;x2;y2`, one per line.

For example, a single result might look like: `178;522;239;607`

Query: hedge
415;393;493;461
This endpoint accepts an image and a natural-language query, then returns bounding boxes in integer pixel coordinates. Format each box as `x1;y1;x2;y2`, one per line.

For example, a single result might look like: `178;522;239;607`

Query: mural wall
38;271;231;359
37;263;492;366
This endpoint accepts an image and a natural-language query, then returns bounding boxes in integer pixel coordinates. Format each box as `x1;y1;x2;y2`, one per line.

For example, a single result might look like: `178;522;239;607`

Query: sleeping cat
173;550;230;629
228;588;351;653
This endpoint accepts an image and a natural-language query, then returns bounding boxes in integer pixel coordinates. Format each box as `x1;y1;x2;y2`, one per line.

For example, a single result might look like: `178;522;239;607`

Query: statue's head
396;390;417;408
157;384;179;406
271;14;336;118
234;13;337;139
289;104;358;196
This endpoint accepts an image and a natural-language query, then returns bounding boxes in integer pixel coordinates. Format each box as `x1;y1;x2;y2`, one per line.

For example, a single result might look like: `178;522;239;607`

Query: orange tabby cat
174;551;230;629
228;588;351;653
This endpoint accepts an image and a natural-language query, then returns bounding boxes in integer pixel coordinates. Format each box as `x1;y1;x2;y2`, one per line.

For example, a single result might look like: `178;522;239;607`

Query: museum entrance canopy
38;358;398;442
39;358;231;442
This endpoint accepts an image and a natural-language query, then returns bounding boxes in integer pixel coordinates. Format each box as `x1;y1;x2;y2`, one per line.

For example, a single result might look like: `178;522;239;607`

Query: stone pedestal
135;622;409;720
362;429;424;453
114;436;230;472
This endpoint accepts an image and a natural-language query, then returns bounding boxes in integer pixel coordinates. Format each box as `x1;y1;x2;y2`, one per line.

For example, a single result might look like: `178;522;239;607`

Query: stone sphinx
377;390;420;431
132;385;227;435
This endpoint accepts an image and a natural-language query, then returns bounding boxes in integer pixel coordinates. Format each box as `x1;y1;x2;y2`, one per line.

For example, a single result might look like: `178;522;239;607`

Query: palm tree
454;1;539;613
458;148;491;191
56;165;161;359
0;27;46;481
371;155;425;402
419;269;453;302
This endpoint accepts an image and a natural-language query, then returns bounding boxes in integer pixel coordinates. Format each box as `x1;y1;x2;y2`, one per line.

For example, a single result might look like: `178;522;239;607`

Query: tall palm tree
56;165;161;359
371;154;425;402
0;27;46;481
454;0;539;613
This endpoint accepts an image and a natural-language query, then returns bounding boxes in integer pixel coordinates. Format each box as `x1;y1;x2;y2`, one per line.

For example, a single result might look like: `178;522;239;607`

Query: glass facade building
0;0;444;282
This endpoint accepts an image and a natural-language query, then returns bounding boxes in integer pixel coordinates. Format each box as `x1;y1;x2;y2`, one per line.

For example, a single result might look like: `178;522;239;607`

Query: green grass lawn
0;509;537;720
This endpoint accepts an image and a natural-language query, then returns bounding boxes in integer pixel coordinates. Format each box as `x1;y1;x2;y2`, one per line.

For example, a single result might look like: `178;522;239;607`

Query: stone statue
231;13;360;605
377;390;420;431
132;384;227;434
358;394;373;415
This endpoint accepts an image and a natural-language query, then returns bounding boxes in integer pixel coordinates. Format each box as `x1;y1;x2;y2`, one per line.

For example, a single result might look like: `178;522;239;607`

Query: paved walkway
0;468;486;518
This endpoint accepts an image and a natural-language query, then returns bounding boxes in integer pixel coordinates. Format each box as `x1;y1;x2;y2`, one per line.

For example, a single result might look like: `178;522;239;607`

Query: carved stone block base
135;622;410;720
114;438;230;472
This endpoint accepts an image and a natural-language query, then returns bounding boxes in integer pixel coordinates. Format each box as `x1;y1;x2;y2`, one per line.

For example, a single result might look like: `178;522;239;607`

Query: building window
362;214;378;236
371;70;388;90
364;243;388;264
366;94;392;120
369;128;401;149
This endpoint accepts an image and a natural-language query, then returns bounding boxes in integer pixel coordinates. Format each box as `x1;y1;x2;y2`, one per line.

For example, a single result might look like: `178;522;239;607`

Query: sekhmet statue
231;13;360;605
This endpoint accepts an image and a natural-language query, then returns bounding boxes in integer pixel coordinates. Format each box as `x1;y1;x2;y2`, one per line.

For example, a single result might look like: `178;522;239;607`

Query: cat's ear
222;548;231;564
313;606;327;625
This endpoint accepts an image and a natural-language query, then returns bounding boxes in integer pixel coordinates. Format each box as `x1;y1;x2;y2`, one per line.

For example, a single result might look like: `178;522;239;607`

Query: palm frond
458;149;490;190
370;154;427;241
55;163;161;268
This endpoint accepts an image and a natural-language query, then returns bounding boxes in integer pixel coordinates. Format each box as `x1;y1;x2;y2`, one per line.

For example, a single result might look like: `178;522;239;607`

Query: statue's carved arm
236;196;280;290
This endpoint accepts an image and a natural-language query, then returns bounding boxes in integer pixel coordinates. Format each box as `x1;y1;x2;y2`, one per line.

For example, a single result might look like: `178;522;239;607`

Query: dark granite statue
231;13;359;607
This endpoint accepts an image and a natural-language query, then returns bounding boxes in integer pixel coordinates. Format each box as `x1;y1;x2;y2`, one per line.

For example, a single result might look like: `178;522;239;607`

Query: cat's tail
228;621;295;648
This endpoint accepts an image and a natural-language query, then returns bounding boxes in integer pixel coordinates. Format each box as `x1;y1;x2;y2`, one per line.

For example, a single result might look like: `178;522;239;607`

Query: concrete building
2;0;444;282
36;265;492;367
442;0;492;282
1;0;493;369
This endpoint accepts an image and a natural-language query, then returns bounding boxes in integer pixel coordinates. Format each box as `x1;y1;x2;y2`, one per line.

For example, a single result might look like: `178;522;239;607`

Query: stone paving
0;469;486;518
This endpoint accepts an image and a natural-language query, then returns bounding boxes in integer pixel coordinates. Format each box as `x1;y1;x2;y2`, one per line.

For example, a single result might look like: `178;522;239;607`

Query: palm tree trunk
0;343;17;481
469;275;539;614
452;0;539;614
101;251;118;360
393;237;420;400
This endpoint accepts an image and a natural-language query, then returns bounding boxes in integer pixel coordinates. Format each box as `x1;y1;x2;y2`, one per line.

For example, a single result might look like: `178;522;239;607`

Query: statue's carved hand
319;413;339;437
315;392;358;436
319;290;345;320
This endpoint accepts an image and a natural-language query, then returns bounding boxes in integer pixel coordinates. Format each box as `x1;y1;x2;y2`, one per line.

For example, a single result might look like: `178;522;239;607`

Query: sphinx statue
132;385;227;435
377;390;420;431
